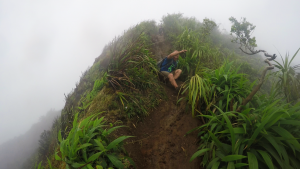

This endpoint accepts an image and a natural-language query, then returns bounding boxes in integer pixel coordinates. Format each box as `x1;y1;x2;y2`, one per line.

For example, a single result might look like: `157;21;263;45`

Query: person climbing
160;50;187;91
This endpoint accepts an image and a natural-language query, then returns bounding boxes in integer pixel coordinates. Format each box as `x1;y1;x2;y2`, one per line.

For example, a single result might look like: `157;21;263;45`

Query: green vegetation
274;49;300;103
187;17;300;168
55;113;135;169
27;14;300;169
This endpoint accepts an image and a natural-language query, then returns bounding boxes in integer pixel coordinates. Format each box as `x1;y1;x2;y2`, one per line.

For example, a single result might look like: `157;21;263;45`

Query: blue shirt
160;57;178;72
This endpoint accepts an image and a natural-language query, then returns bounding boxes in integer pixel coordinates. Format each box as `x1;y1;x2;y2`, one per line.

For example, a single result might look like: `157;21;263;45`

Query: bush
55;113;135;169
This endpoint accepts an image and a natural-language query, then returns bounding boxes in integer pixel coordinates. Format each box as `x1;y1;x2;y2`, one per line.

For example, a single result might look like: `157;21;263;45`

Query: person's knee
168;73;174;79
175;69;182;76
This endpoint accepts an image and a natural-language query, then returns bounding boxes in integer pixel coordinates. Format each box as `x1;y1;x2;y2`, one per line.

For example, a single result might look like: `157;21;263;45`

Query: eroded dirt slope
122;85;202;169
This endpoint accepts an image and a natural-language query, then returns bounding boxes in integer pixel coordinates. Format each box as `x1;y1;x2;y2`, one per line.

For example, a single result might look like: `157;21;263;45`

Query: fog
0;109;60;169
0;0;299;147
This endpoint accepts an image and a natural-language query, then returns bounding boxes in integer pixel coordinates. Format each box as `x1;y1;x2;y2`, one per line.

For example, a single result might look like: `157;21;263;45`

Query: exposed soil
120;84;202;169
151;34;172;61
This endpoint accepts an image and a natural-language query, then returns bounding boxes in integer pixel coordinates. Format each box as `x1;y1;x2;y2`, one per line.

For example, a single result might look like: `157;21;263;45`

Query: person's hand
180;50;187;53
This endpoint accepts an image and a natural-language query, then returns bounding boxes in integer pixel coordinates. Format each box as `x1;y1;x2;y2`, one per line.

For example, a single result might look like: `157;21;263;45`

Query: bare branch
237;59;274;112
239;47;265;55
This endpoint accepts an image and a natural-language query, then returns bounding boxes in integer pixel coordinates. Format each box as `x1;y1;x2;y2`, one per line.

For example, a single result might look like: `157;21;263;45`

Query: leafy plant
183;61;252;117
274;48;300;102
190;98;300;168
183;74;210;117
55;113;135;169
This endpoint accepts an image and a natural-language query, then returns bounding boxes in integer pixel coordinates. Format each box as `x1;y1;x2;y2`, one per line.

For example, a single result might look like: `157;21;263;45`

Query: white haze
0;0;299;145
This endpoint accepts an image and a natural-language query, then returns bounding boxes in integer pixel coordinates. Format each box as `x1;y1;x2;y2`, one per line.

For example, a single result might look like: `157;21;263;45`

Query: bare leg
168;73;178;88
173;69;182;80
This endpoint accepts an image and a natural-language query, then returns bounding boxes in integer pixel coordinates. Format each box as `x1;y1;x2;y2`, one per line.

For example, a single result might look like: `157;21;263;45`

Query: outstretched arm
167;50;187;59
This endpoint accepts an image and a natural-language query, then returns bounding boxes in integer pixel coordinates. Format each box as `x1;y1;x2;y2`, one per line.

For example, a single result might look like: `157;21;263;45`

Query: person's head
173;50;179;61
173;54;179;61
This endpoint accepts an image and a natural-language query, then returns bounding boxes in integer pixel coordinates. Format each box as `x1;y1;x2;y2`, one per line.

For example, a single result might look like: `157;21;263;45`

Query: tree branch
239;47;265;55
237;59;274;112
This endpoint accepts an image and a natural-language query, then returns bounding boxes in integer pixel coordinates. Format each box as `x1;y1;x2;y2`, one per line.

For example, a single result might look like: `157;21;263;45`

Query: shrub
55;113;135;169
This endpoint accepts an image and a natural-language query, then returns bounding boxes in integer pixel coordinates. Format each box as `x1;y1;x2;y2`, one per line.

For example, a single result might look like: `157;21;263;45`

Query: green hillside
29;14;300;169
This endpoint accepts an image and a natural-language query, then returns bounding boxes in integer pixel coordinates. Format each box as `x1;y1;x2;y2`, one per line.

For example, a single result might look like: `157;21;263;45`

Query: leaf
212;161;220;169
272;126;300;149
209;131;227;154
260;143;284;168
103;126;125;136
224;75;228;81
73;113;79;128
38;162;42;169
190;148;211;162
71;162;86;168
106;136;133;150
87;151;103;162
86;164;94;169
96;166;103;169
280;120;300;126
177;97;184;104
75;143;92;152
247;152;258;169
47;158;53;169
207;157;220;169
82;148;88;162
247;110;277;148
94;139;105;151
55;151;62;161
222;155;247;162
106;154;124;169
263;135;282;159
227;162;235;169
257;150;274;169
58;130;62;143
216;106;235;153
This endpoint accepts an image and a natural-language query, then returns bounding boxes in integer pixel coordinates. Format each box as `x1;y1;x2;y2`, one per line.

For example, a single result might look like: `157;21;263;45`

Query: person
160;50;187;91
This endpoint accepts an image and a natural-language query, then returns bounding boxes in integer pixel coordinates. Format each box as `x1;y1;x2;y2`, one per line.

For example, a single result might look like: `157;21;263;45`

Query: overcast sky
0;0;299;145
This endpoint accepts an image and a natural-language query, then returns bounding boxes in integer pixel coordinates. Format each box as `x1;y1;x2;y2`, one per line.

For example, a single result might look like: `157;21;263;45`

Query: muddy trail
120;84;202;169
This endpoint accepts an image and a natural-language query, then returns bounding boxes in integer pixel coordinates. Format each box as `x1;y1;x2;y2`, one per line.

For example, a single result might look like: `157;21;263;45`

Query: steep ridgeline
28;14;300;169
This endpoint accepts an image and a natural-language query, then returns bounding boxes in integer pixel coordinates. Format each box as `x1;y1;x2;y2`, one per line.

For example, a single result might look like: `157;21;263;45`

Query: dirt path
123;85;202;169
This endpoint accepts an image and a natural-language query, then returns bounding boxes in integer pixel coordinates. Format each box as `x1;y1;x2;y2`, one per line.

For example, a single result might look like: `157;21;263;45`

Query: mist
0;0;299;160
0;109;60;169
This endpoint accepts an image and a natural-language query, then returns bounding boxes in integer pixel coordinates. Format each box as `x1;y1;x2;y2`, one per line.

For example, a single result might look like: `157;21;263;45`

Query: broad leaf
106;154;124;169
87;151;103;162
106;136;133;150
75;143;92;152
257;150;274;169
190;148;211;162
247;152;258;169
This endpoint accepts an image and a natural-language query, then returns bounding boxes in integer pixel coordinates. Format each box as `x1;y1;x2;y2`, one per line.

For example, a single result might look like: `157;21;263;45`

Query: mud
122;85;202;169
